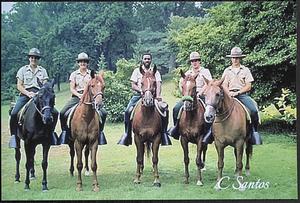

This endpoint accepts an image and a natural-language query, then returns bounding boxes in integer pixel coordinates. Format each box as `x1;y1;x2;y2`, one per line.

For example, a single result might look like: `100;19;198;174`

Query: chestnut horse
179;70;207;186
70;70;105;192
202;78;253;190
132;65;162;187
15;79;57;191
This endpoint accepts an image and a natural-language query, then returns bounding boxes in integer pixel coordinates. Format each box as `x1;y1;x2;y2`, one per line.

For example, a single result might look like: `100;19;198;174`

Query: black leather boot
50;132;60;146
98;113;107;145
202;123;214;144
117;120;132;146
59;128;70;144
168;118;180;140
160;112;172;146
250;121;262;145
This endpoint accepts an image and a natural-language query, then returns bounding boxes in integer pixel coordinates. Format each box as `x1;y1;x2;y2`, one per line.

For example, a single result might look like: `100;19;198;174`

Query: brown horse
178;70;207;186
70;70;105;192
132;65;162;187
202;78;253;190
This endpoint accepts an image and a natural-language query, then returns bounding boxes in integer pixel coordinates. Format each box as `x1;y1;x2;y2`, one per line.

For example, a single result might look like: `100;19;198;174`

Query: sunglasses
190;59;200;62
78;60;89;63
29;56;40;60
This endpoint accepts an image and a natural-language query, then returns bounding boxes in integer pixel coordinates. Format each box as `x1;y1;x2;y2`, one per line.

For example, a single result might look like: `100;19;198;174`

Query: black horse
14;79;58;191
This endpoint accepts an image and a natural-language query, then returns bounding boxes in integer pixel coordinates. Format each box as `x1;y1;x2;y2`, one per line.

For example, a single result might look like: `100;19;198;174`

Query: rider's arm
131;81;142;93
238;83;251;95
156;81;162;98
70;80;81;98
17;78;36;98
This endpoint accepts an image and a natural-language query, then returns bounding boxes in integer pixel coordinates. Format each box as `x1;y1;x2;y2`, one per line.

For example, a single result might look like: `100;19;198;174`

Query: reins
214;98;235;123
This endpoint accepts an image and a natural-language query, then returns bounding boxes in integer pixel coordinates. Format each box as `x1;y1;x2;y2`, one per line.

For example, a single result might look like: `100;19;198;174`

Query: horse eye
216;93;220;97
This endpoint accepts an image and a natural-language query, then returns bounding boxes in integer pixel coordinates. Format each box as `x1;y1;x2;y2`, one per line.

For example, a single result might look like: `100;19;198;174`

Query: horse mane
80;83;90;104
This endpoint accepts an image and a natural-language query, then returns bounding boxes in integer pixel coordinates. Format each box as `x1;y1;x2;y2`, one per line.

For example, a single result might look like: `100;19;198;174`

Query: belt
230;89;240;92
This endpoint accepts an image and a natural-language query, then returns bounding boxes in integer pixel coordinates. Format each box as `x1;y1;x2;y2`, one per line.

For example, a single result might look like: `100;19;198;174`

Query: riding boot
160;112;172;146
250;121;262;145
59;116;70;145
117;120;132;146
202;123;214;144
9;117;19;148
50;132;60;146
98;112;107;145
168;117;180;140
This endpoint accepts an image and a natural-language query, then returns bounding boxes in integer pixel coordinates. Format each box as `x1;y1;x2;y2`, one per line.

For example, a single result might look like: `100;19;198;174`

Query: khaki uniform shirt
69;69;91;92
222;65;254;91
130;65;162;94
16;65;49;89
179;67;212;94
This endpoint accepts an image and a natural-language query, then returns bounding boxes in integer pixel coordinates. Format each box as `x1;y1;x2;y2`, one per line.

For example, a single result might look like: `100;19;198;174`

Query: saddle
233;98;261;124
130;98;167;121
66;103;103;128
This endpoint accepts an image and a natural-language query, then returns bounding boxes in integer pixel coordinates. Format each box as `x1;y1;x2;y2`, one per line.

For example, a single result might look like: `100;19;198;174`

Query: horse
178;70;207;186
202;78;253;190
70;70;105;192
14;79;57;191
132;65;162;187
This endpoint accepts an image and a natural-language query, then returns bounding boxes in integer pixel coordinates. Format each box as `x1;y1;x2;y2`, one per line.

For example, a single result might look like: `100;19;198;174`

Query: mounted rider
58;52;107;145
8;48;59;148
117;53;172;146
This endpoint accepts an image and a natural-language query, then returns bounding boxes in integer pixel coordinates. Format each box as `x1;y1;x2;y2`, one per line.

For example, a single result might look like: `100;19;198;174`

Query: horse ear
139;64;145;75
91;70;95;79
202;75;210;85
37;77;43;88
153;64;157;75
99;70;104;78
180;69;186;79
216;77;225;86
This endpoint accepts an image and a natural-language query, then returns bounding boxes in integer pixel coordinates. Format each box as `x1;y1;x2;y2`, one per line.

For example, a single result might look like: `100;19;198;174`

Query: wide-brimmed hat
76;52;90;62
226;47;246;58
189;51;200;62
28;48;41;58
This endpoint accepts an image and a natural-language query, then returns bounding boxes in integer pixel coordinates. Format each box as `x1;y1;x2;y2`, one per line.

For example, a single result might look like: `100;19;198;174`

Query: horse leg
180;137;189;184
133;136;143;184
68;141;75;176
235;141;245;191
84;145;90;176
75;140;84;191
245;142;252;176
152;139;161;187
14;142;21;183
196;139;203;186
214;142;225;190
41;143;50;191
201;143;208;171
24;143;34;190
90;142;99;192
30;148;36;180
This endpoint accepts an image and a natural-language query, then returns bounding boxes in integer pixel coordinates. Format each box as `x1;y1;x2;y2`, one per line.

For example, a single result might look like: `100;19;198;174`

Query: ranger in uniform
9;48;59;148
117;53;172;146
168;51;213;140
202;47;262;145
58;52;107;145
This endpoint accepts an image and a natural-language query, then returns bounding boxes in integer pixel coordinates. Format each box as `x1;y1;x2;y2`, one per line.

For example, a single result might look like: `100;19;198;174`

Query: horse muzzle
183;100;193;111
204;105;216;123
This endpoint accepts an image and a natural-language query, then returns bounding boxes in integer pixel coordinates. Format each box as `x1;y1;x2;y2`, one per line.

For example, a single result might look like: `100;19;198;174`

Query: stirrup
51;132;60;146
59;130;70;145
250;131;262;145
168;126;180;140
161;132;172;146
8;135;18;149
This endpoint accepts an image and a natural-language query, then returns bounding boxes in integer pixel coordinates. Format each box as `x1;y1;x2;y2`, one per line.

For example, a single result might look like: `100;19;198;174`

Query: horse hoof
245;170;250;176
153;182;161;187
201;166;206;172
42;189;49;192
92;186;100;192
76;187;83;192
14;180;20;184
133;180;141;184
184;180;189;184
214;184;221;191
196;180;203;186
84;170;90;176
24;186;30;191
30;176;36;180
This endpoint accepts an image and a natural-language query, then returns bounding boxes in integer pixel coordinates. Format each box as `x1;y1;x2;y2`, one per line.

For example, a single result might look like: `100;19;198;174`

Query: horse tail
246;141;253;159
145;141;151;159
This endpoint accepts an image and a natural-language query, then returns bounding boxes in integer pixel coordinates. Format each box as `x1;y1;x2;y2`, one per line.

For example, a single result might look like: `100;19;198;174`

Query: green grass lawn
1;75;298;200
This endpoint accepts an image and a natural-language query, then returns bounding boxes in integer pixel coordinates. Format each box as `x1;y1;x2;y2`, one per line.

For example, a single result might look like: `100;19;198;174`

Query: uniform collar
76;68;90;75
26;65;42;72
229;65;245;70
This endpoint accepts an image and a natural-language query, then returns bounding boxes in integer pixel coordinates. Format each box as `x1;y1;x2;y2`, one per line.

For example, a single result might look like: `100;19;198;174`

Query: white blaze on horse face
143;90;154;106
147;78;151;90
204;105;216;123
